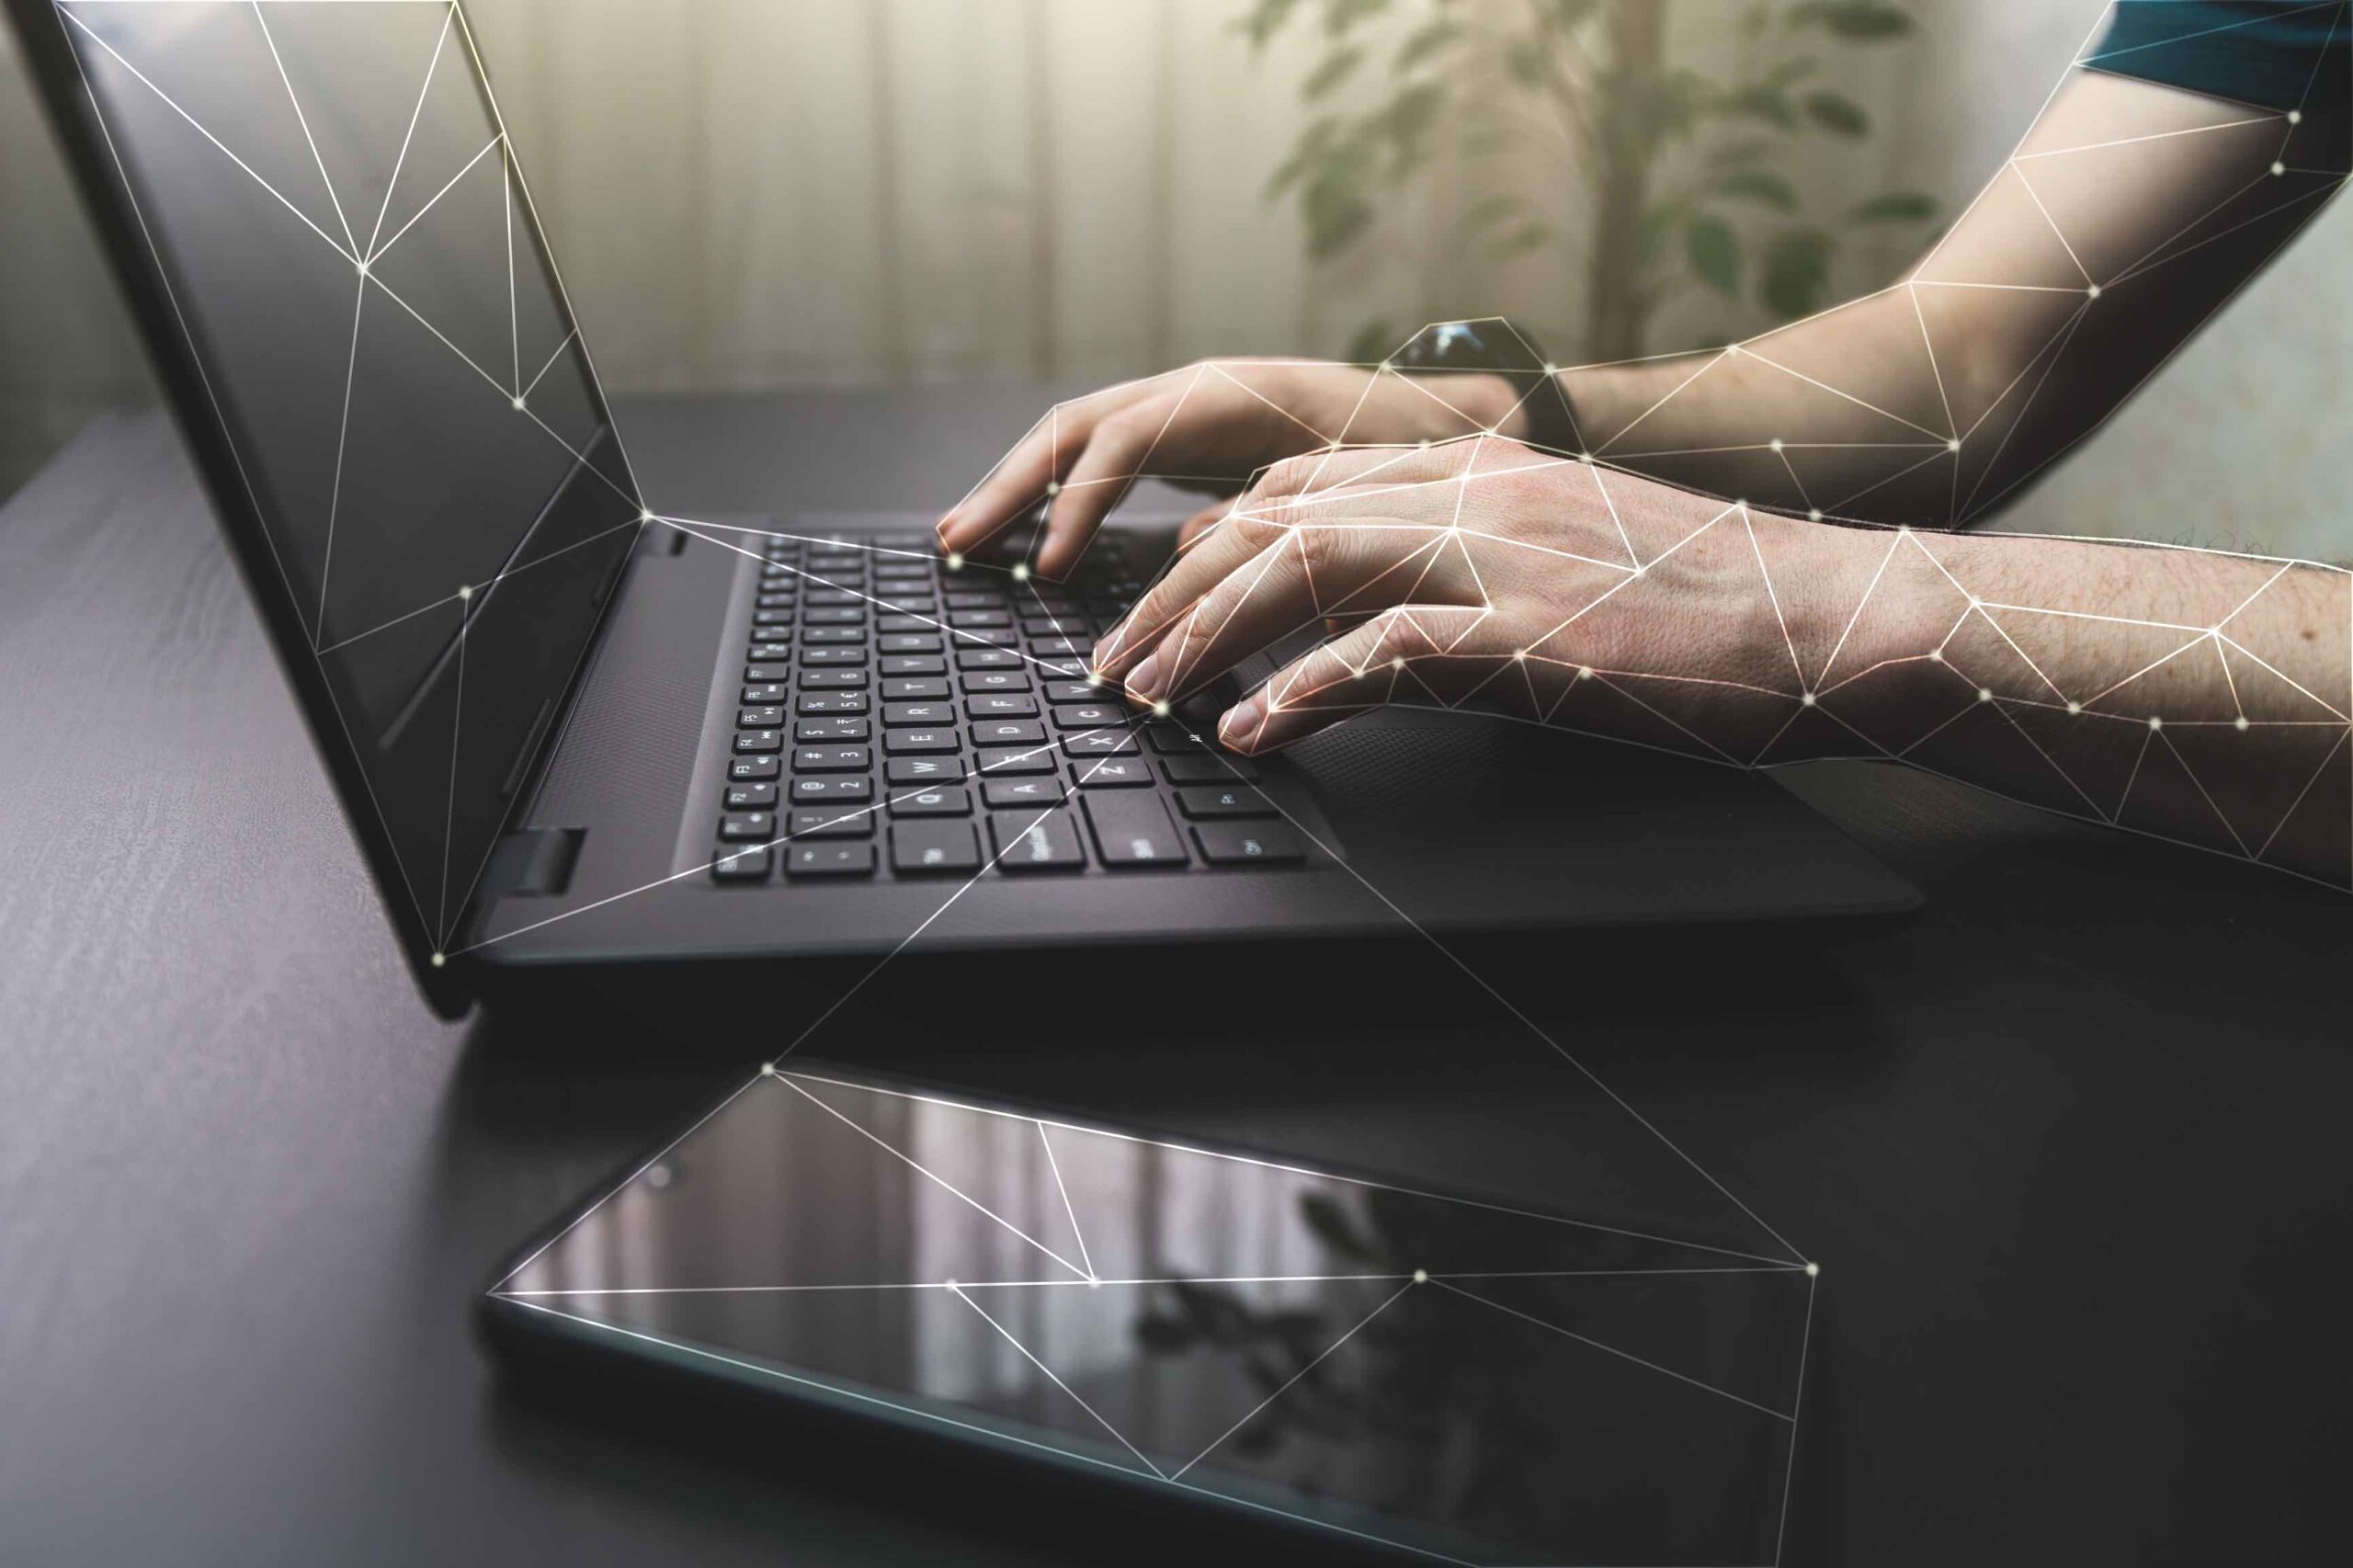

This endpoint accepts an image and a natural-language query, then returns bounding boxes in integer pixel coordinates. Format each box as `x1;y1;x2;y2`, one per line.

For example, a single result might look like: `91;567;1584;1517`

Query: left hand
1087;437;1842;755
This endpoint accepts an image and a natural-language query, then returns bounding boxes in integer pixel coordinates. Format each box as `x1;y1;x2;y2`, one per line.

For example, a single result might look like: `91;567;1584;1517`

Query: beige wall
2;0;2345;558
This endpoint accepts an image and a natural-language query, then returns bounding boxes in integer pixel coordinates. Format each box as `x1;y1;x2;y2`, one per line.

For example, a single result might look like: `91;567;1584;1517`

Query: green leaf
1848;188;1938;223
1801;89;1869;136
1304;170;1375;258
1393;17;1463;74
1494;221;1554;257
1713;167;1802;210
1303;45;1364;99
1635;199;1688;267
1717;82;1797;129
1685;213;1741;296
1324;0;1389;38
1262;115;1338;200
1382;81;1445;157
1764;54;1820;87
1785;1;1915;40
1760;225;1832;317
1233;0;1303;50
1343;318;1398;365
1457;193;1528;234
1707;135;1775;166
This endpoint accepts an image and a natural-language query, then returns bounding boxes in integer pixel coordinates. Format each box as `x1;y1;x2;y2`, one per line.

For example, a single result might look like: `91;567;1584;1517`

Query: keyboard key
720;811;776;842
793;744;871;772
1070;756;1152;788
738;705;786;729
892;820;983;872
881;655;948;677
711;844;772;881
802;646;869;667
794;717;870;744
1052;703;1124;729
729;755;781;782
884;701;953;727
789;775;873;802
945;591;1002;609
800;669;869;689
1161;753;1256;784
725;782;779;810
1045;680;1114;704
879;634;941;653
877;614;934;634
744;683;789;705
887;755;967;785
1145;723;1211;754
1176;784;1277;818
1083;793;1188;869
1028;636;1089;659
1063;732;1138;758
975;745;1056;777
746;664;792;686
965;693;1040;719
884;728;960;755
787;808;871;838
803;608;867;627
891;787;972;820
803;625;863;645
753;607;795;626
957;647;1024;671
785;842;878;878
797;691;869;714
961;671;1032;695
805;588;866;608
983;776;1066;808
1193;822;1304;865
989;812;1086;872
733;729;783;754
971;720;1046;746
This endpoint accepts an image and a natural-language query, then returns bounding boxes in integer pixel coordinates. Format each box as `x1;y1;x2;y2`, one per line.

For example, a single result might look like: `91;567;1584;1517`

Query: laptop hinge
477;826;585;901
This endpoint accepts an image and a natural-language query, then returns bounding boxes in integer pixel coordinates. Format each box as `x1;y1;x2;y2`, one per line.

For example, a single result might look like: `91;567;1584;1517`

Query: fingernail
1220;694;1264;747
1125;650;1162;702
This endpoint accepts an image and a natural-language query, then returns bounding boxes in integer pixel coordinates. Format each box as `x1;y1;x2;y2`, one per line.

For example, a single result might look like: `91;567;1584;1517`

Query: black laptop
10;0;1916;1018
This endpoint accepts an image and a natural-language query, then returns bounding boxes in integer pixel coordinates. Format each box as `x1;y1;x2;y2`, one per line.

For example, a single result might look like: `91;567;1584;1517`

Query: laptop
10;0;1917;1020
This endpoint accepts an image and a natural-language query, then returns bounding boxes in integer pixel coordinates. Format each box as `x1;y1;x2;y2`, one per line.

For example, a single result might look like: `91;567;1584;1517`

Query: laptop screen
46;0;641;958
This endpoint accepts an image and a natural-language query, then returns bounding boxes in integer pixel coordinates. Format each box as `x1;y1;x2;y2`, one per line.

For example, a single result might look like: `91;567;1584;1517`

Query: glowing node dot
1808;507;1824;522
1630;564;1646;578
429;951;445;968
2086;284;2101;299
1768;437;1784;452
2234;715;2251;732
1725;342;1742;356
1929;648;1943;661
1152;699;1171;717
944;1278;958;1291
1416;437;1431;450
1513;648;1528;662
2289;109;2303;125
1413;1268;1429;1284
2270;161;2286;176
1390;656;1405;670
1802;691;1817;707
1947;437;1961;452
1379;359;1395;374
759;1062;777;1075
1578;451;1593;464
947;552;964;570
1577;665;1594;680
1541;362;1558;376
1804;1262;1820;1278
2067;701;2083;715
1011;563;1030;582
510;396;524;411
1044;480;1060;496
639;508;654;524
457;585;472;601
1084;672;1104;688
1978;687;1994;703
2149;715;2164;731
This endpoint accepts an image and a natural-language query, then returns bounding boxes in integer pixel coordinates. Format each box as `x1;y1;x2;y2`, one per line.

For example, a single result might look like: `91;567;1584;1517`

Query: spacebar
1080;794;1188;869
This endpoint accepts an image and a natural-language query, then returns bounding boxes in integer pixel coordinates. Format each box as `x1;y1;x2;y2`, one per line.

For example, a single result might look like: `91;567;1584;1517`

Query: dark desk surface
4;393;2347;1566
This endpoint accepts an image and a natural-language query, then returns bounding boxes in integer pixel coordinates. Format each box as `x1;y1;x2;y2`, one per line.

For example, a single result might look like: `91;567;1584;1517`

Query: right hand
935;359;1523;579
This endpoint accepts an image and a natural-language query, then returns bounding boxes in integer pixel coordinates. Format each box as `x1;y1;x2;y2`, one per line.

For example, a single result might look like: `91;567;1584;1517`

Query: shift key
1081;793;1188;869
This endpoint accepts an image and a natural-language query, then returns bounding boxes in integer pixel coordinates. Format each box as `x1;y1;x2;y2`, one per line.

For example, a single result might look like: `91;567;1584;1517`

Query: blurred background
3;0;2346;554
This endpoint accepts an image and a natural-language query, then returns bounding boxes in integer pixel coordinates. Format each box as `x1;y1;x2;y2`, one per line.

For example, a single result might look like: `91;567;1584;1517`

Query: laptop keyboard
710;529;1309;883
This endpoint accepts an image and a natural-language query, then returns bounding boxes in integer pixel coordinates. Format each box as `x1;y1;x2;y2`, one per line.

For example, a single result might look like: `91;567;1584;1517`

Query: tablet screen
493;1067;1813;1564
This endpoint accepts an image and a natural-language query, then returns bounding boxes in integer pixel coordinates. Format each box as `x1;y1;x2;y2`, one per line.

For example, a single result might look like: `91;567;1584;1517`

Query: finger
938;407;1077;558
1217;605;1499;753
1088;510;1290;676
1031;395;1181;581
1176;500;1229;551
1124;522;1475;705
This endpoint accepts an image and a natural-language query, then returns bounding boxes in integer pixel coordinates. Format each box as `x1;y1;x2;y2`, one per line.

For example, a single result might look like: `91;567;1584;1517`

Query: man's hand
936;359;1522;579
1086;437;1836;755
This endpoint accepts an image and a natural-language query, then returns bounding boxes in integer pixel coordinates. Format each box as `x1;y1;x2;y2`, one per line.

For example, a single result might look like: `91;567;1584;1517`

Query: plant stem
1584;0;1668;363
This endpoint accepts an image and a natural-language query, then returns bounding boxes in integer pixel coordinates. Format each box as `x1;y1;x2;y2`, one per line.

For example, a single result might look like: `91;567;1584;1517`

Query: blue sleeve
2083;2;2348;131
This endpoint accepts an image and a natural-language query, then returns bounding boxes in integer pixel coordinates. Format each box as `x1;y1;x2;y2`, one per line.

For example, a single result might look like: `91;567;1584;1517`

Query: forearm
1786;523;2353;881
